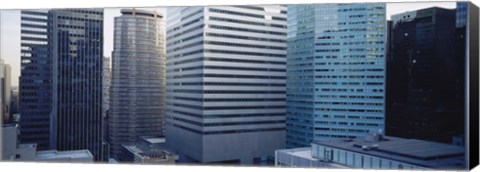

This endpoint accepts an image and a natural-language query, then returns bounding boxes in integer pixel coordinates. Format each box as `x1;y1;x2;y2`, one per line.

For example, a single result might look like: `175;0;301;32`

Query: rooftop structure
2;123;94;163
122;145;176;164
275;147;347;168
276;131;465;170
118;136;177;164
36;149;94;162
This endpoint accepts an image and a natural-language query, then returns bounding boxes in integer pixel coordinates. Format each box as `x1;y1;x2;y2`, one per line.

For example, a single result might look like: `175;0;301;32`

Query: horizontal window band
171;74;286;79
173;96;285;102
171;82;285;87
171;110;285;119
172;89;286;94
171;57;286;65
172;124;285;135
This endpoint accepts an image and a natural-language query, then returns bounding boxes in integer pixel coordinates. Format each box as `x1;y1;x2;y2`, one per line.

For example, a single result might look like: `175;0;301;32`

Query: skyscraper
50;9;105;161
166;5;287;164
1;59;11;123
19;9;106;161
19;10;51;150
286;4;387;148
386;7;462;144
109;9;166;160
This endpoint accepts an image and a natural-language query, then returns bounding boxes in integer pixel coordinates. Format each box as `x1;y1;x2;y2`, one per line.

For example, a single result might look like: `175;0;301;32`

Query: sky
0;2;456;87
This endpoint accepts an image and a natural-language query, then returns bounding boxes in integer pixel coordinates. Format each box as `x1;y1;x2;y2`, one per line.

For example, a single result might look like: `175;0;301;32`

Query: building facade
19;10;52;150
0;59;11;123
165;5;287;164
109;9;166;159
2;124;94;163
286;4;387;148
103;57;110;118
49;9;106;161
386;7;462;144
19;9;106;161
9;86;19;116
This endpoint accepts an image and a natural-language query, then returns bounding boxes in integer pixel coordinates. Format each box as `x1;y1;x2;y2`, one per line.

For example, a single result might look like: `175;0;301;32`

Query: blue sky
0;2;456;87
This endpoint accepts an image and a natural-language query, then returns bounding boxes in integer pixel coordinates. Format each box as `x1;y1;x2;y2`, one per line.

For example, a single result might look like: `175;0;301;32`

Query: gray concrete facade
165;5;287;164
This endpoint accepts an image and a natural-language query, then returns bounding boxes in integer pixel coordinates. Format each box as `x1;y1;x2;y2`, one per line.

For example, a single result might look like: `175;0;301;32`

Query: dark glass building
386;7;464;144
19;10;52;150
19;9;107;161
49;9;106;161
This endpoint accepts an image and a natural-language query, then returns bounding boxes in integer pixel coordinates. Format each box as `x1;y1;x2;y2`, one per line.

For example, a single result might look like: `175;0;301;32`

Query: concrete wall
203;130;285;164
1;125;17;160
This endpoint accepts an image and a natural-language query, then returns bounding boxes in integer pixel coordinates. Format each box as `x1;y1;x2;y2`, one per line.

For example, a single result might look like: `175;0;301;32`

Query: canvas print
0;1;479;170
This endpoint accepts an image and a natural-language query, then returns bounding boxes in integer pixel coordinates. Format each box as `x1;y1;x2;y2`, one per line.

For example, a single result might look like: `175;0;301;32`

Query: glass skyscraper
386;7;463;144
50;9;106;161
109;9;166;160
19;10;52;150
286;3;387;148
19;9;106;161
166;5;287;164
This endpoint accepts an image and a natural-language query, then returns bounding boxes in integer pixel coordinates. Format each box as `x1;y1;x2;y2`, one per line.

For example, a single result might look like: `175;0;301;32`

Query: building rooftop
36;149;93;160
120;8;163;18
276;147;348;168
123;144;176;163
18;143;37;149
277;147;318;161
313;136;465;169
142;137;166;144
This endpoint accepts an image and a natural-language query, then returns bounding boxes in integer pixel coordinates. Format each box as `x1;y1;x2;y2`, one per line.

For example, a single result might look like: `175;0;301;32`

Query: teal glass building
286;3;387;148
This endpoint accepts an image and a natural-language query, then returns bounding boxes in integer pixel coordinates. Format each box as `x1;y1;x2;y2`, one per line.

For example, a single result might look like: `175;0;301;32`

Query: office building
286;4;387;148
386;7;462;143
9;86;19;116
2;124;93;162
0;59;11;123
19;10;52;150
166;5;287;164
19;9;106;161
50;9;105;161
276;131;465;170
109;9;166;159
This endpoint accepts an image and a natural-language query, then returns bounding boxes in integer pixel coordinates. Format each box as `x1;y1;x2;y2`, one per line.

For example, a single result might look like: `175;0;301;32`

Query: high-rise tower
19;10;52;150
109;9;166;160
19;9;106;161
286;3;387;148
386;7;461;143
166;5;287;164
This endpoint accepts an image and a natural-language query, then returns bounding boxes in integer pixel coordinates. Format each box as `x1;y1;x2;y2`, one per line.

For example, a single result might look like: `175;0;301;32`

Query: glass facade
109;9;166;160
456;2;468;28
19;10;52;150
19;9;106;161
49;9;106;161
386;7;463;144
286;4;387;148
